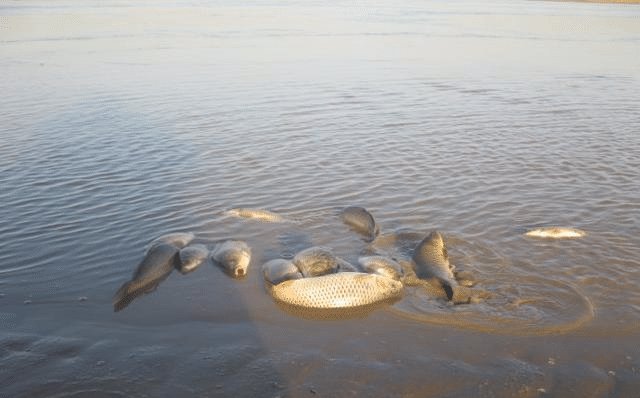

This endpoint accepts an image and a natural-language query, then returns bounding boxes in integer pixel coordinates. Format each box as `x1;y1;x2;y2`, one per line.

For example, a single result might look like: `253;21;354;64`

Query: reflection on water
1;0;640;396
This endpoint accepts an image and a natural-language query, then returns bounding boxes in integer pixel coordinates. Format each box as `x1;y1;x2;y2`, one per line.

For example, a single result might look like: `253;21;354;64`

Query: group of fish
113;206;586;312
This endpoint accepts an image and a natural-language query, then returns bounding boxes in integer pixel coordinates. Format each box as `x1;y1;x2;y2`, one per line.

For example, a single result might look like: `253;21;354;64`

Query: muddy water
1;1;640;396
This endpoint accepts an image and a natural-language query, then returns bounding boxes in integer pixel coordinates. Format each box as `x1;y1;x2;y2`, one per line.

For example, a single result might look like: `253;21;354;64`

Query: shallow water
2;0;640;396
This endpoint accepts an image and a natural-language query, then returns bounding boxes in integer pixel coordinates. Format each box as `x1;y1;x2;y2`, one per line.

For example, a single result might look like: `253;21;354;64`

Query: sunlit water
1;0;640;396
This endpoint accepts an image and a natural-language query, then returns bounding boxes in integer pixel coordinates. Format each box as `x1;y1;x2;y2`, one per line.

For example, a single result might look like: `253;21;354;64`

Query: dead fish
358;255;404;281
336;258;360;273
211;240;252;278
413;231;455;281
145;232;195;253
340;206;380;241
292;246;342;277
225;208;285;222
525;227;586;239
262;259;303;285
177;244;209;274
412;231;457;300
113;243;179;312
267;272;403;309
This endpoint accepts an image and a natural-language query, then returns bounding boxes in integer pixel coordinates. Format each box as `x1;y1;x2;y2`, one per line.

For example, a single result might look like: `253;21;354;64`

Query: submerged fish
225;208;285;222
211;240;252;278
336;258;360;273
358;255;404;281
262;259;303;285
113;243;179;312
340;206;380;241
177;244;209;274
145;232;195;253
268;272;403;309
292;246;342;277
525;227;586;239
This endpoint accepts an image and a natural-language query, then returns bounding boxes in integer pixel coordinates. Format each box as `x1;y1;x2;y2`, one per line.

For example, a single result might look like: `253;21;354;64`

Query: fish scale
268;272;403;309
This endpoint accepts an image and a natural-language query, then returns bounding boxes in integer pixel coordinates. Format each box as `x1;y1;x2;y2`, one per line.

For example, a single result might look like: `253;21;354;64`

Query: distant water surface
1;1;640;396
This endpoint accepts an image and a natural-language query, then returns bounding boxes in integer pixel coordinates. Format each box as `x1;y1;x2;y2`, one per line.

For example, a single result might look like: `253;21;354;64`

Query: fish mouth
234;268;247;277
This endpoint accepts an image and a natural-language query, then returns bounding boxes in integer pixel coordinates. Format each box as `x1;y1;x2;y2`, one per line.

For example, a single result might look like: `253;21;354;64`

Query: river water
1;1;639;396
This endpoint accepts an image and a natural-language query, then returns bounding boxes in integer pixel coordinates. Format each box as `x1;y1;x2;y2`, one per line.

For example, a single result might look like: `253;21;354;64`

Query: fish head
220;249;251;278
177;245;209;274
262;259;302;284
373;274;404;295
224;209;241;217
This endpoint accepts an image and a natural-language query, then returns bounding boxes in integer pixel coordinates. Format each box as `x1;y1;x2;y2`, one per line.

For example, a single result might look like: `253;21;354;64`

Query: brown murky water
1;1;640;396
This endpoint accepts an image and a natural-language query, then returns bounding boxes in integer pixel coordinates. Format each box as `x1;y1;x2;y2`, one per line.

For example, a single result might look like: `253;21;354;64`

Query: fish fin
112;280;161;312
441;281;455;301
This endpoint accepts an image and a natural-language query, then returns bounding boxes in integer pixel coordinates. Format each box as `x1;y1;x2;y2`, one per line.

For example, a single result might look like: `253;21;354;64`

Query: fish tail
442;281;455;301
112;281;135;312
